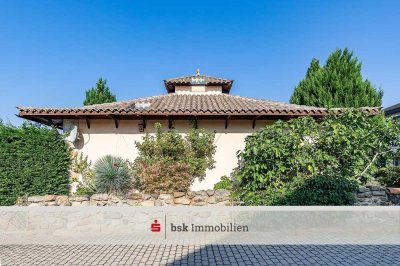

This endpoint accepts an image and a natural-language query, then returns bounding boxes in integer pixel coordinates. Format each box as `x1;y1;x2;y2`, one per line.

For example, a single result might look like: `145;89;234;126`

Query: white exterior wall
73;119;272;190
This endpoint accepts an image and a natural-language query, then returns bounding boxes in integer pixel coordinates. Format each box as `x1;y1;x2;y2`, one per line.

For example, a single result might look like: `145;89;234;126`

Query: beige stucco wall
73;119;272;190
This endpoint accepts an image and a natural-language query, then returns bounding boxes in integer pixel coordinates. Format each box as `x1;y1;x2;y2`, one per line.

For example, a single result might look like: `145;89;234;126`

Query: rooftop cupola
163;69;233;94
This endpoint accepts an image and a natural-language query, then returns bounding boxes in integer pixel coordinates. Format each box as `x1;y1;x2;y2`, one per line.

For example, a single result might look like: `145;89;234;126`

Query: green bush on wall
0;122;71;205
234;110;400;206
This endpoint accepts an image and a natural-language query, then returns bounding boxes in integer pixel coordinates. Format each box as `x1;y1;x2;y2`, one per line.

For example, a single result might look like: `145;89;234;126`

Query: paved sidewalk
1;244;399;265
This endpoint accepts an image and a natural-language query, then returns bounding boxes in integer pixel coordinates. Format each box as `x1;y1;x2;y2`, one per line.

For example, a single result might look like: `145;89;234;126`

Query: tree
233;111;400;205
0;122;71;205
290;48;383;107
83;78;117;106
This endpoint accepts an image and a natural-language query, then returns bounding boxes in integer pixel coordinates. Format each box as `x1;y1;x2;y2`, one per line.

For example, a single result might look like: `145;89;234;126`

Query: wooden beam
252;115;261;129
142;117;146;129
225;116;230;129
114;119;119;129
85;119;90;129
168;116;173;129
193;116;198;129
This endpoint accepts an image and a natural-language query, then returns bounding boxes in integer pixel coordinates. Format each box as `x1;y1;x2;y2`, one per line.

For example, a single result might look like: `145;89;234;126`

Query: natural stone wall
18;189;232;206
355;186;400;206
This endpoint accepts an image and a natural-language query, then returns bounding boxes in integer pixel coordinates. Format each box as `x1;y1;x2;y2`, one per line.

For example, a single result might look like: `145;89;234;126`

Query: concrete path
1;244;399;265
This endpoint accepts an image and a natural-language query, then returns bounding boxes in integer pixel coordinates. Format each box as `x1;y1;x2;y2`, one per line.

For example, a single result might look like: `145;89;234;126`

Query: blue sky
0;0;399;125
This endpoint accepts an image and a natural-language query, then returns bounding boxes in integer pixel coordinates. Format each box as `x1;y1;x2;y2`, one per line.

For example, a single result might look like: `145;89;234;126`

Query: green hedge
0;122;71;205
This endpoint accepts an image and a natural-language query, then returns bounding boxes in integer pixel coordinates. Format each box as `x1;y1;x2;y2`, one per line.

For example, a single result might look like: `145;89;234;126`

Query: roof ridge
165;74;232;82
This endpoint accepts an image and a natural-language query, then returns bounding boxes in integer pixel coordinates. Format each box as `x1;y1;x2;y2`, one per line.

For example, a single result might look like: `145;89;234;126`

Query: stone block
126;200;140;206
55;196;70;206
69;196;89;202
372;191;386;196
206;190;215;196
109;195;123;203
90;201;107;206
28;196;44;203
358;186;370;193
158;194;174;204
187;191;196;199
207;196;217;204
151;193;159;199
127;192;142;200
91;194;108;201
214;189;230;202
174;197;191;205
142;194;153;200
43;195;57;202
195;190;208;196
192;195;208;205
173;192;186;198
371;186;382;191
140;200;155;206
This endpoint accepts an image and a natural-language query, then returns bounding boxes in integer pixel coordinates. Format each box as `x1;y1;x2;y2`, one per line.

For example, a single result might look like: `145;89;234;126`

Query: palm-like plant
94;155;131;194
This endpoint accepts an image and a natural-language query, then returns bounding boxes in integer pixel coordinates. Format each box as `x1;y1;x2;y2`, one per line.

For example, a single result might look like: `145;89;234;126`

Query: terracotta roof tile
164;73;233;93
17;93;381;118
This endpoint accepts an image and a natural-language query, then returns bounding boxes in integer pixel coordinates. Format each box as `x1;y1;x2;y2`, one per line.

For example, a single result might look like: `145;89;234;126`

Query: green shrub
136;161;192;193
94;155;131;194
234;110;400;205
0;122;71;205
132;123;216;193
375;166;400;187
214;176;233;190
282;175;358;205
75;186;95;196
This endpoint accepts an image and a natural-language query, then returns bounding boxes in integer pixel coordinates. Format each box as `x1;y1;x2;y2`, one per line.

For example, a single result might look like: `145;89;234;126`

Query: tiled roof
164;72;233;93
17;93;381;117
384;103;400;115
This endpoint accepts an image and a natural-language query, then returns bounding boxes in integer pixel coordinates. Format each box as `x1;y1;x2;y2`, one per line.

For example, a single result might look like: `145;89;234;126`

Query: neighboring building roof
164;69;233;93
384;103;400;116
17;93;381;128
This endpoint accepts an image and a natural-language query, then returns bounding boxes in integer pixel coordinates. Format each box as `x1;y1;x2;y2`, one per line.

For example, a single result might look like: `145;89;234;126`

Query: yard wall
1;206;399;245
19;189;232;207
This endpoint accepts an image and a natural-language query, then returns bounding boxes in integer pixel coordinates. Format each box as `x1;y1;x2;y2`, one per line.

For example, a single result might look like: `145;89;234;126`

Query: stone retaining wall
19;189;232;207
17;186;400;207
355;186;400;206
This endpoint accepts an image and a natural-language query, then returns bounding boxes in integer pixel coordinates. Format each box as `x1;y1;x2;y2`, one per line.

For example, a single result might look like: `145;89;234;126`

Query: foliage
0;122;71;205
290;48;383;107
214;176;233;190
94;155;131;194
71;152;94;187
83;78;116;106
136;161;192;193
75;186;96;196
281;175;358;205
375;166;400;187
234;110;400;205
132;123;216;193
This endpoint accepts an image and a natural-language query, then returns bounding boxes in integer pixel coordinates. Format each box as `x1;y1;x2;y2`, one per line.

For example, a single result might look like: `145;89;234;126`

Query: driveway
1;244;399;265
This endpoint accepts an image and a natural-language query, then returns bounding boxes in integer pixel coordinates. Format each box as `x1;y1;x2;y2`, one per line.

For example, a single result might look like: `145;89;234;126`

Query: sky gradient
0;0;399;125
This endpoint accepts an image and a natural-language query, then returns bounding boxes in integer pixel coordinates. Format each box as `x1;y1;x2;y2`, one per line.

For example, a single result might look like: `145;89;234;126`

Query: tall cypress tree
290;48;383;107
83;78;117;106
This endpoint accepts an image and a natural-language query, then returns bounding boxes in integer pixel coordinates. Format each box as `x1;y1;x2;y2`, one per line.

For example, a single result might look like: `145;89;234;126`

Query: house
385;103;400;166
385;103;400;119
17;70;380;190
